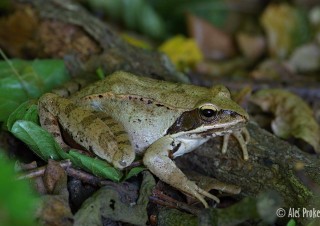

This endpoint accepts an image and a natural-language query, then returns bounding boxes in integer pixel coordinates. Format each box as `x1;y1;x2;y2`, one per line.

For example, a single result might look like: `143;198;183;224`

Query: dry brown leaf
232;86;252;107
43;160;68;195
36;160;73;226
236;32;266;60
36;196;74;226
195;57;248;76
250;89;320;153
74;171;155;226
287;43;320;73
0;6;39;57
250;59;294;80
187;14;236;60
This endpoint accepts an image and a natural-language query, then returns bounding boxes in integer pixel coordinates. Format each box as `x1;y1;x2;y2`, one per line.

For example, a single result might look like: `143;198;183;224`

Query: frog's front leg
222;128;250;160
143;135;219;208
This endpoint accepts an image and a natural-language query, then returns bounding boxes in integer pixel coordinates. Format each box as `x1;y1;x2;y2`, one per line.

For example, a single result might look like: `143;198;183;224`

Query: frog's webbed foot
221;128;250;160
143;136;219;208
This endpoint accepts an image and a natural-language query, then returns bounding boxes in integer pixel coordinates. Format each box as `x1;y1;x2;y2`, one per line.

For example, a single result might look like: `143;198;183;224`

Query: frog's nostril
223;110;237;117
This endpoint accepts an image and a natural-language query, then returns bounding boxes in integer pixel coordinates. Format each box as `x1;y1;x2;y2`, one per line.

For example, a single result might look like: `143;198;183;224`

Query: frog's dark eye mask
166;104;243;135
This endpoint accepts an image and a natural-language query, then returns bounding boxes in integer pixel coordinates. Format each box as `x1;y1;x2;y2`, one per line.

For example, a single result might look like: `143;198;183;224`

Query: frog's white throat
169;123;245;158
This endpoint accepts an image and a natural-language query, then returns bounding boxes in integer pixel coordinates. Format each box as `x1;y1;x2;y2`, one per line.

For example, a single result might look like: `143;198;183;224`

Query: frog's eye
199;104;218;121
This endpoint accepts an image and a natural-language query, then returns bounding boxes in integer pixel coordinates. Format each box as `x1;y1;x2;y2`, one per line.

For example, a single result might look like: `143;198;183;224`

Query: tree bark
16;0;188;83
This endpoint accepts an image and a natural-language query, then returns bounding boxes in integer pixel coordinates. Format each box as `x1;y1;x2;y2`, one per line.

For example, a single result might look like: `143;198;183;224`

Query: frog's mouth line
171;119;247;139
197;121;247;138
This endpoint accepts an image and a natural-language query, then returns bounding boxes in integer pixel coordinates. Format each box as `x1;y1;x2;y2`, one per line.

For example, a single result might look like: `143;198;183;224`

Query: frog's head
167;85;249;138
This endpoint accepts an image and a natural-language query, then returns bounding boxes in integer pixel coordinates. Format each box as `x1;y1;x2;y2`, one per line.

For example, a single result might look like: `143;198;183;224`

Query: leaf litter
251;89;320;153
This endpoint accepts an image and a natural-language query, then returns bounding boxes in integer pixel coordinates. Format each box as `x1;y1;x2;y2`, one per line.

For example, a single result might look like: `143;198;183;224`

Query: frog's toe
221;133;231;154
112;150;135;169
222;128;250;160
242;128;250;144
184;180;220;208
232;130;249;160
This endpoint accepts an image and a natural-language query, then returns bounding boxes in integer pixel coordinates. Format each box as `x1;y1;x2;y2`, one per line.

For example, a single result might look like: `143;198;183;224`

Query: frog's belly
125;122;164;154
89;98;182;155
114;112;175;155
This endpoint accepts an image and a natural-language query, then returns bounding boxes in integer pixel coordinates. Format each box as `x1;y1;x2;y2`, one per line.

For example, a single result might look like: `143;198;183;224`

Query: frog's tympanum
39;71;249;207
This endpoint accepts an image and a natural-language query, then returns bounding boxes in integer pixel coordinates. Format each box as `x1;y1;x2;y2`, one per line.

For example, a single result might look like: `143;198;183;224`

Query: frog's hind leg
38;93;135;169
38;94;70;151
94;111;135;169
143;136;220;208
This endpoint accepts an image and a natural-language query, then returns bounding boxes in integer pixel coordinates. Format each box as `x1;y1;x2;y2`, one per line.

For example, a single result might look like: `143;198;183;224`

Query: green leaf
149;0;234;35
0;158;39;226
6;100;128;182
68;150;123;182
0;59;70;121
0;148;5;159
287;219;296;226
6;100;38;130
8;111;124;181
9;120;123;182
10;120;61;160
96;67;105;80
0;0;10;10
139;2;166;38
88;0;166;39
0;97;22;125
124;166;146;181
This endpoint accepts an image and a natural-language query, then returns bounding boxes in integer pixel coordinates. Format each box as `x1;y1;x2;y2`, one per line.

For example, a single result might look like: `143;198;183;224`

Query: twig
17;159;71;180
66;167;102;186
